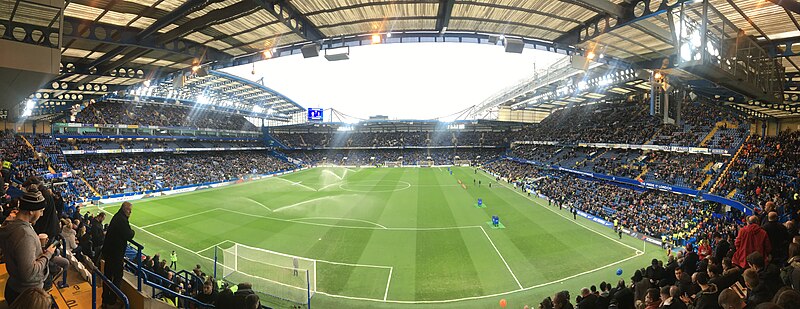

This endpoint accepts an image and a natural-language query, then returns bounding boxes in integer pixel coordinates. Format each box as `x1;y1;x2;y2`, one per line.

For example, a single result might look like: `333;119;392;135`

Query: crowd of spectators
69;151;296;196
508;100;661;145
285;148;503;166
483;158;800;309
73;101;258;132
716;131;800;211
508;145;724;189
60;138;263;151
272;130;510;148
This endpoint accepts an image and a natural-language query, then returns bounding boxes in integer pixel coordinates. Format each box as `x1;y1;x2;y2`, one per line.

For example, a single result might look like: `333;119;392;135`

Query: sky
224;42;565;120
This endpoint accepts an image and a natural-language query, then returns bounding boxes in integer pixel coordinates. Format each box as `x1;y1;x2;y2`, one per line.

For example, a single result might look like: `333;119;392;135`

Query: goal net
419;160;434;167
220;243;316;305
384;161;402;167
454;159;471;166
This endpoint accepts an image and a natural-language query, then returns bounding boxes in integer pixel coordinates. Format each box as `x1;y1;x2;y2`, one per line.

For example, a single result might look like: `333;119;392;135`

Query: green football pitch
88;166;665;309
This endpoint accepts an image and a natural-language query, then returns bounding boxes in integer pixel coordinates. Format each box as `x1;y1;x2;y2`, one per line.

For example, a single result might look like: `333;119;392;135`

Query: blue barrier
91;264;130;309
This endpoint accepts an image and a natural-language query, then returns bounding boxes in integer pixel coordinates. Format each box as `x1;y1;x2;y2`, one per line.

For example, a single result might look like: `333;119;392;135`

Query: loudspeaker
301;43;320;58
504;38;524;53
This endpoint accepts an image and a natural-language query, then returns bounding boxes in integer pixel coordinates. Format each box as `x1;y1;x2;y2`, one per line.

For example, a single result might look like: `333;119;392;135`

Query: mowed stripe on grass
89;167;647;307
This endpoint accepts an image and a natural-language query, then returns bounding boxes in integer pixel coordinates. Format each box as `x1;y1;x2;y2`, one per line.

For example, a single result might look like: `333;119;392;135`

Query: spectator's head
746;251;765;270
718;288;745;309
707;264;722;278
96;212;106;222
645;288;660;304
581;287;591;297
10;287;51;309
695;272;709;287
659;286;670;301
245;294;260;309
674;268;683;279
743;268;759;289
651;259;659;267
747;216;758;224
789;243;800;259
202;281;214;295
539;297;554;309
767;212;777;222
121;201;133;218
669;285;681;299
16;185;46;224
773;288;800;309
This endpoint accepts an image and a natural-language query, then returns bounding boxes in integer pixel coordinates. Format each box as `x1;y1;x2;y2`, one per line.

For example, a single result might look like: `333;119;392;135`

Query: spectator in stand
683;244;700;276
732;216;771;269
680;272;720;309
743;268;770;306
761;212;790;265
577;287;599;309
194;280;218;307
787;243;800;291
9;287;52;309
60;219;77;251
746;252;781;301
712;233;730;263
716;289;746;309
90;212;106;263
100;201;135;307
0;186;56;304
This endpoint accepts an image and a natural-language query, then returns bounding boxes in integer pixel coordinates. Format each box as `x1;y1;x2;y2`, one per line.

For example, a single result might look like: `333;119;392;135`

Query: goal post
218;243;316;306
383;161;402;167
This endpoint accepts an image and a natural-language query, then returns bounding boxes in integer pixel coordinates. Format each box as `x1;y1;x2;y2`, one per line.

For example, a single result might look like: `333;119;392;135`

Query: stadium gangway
90;263;130;309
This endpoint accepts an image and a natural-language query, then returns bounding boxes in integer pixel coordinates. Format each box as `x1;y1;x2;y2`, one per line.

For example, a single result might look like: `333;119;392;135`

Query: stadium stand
74;101;258;132
2;0;799;308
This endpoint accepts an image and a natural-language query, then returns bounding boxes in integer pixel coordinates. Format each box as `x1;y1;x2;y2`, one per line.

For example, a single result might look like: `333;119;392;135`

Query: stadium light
197;94;210;105
262;50;273;59
253;105;264;113
586;51;596;60
371;34;382;44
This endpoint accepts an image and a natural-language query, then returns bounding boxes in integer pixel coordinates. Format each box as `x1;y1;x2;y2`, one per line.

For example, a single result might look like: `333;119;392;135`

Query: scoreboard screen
307;108;323;121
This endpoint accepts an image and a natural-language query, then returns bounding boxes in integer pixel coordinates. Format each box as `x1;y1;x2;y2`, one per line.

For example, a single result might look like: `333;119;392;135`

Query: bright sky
224;43;565;120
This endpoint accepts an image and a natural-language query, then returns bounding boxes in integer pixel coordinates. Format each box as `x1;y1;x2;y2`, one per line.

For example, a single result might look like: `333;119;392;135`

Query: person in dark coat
90;212;106;263
761;212;789;264
680;273;720;309
683;244;700;276
32;183;58;240
100;202;135;306
577;288;599;309
712;233;730;263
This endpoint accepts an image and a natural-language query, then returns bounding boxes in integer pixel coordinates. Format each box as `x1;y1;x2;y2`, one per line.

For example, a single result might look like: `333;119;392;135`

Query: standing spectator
194;281;218;307
32;183;58;241
712;233;730;263
761;212;789;264
644;288;660;309
683;244;700;276
733;216;771;269
90;212;106;263
170;250;178;269
100;202;135;307
0;186;56;304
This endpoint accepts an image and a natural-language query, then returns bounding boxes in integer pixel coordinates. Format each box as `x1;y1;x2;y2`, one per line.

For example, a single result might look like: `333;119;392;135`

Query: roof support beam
555;0;692;47
435;0;456;32
61;17;230;62
253;0;325;42
767;0;800;15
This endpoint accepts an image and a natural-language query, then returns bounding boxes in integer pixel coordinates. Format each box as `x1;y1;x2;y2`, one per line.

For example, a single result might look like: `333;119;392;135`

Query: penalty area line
384;267;393;301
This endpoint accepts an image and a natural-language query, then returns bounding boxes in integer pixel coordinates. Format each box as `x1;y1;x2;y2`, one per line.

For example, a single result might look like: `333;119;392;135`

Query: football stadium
1;0;800;309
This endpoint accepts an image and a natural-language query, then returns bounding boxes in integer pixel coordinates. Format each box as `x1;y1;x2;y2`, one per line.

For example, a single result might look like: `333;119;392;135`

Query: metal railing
90;264;130;309
122;259;215;308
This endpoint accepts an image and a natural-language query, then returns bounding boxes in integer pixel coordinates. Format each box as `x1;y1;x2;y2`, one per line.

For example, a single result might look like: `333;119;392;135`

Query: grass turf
88;166;664;308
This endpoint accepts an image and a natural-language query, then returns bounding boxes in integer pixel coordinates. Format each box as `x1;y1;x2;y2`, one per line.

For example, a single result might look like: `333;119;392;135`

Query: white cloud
224;42;565;120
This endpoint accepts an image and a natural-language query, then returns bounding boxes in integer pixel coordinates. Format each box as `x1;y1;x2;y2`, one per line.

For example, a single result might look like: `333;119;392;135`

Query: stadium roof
23;0;800;118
